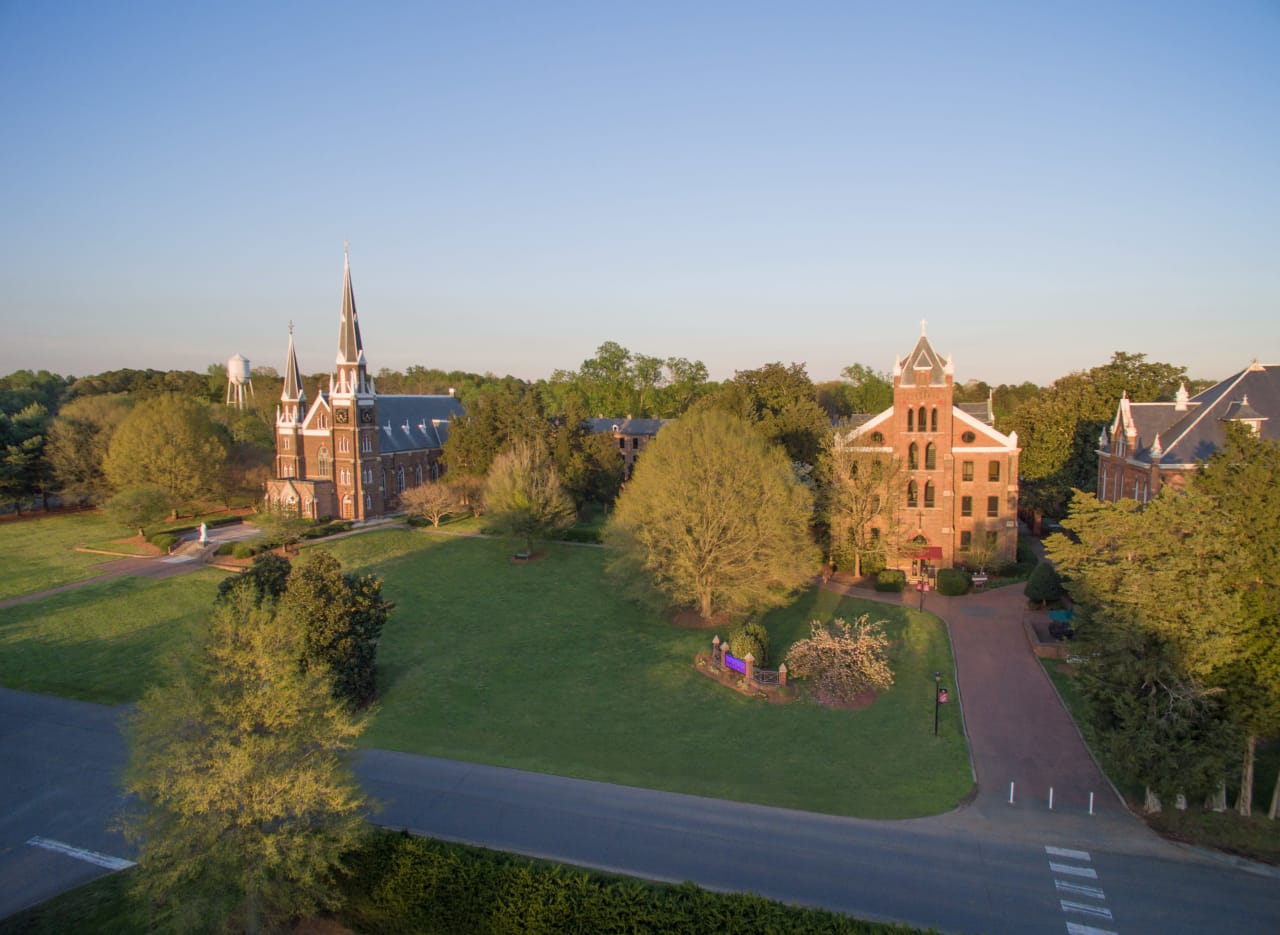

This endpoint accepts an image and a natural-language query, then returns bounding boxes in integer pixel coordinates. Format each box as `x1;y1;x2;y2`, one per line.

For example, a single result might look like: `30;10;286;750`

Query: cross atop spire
921;318;928;336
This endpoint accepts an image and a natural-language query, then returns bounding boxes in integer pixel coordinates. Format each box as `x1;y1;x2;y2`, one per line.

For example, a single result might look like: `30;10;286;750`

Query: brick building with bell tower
265;248;463;521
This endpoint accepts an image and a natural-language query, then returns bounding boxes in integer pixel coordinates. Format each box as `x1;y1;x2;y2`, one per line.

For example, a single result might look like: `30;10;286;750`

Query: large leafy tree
483;440;577;554
1050;429;1280;815
277;551;392;709
543;342;713;419
442;383;546;478
122;591;368;933
703;362;830;468
46;394;133;505
103;395;229;515
1010;352;1186;516
822;434;904;575
550;396;625;508
604;408;818;619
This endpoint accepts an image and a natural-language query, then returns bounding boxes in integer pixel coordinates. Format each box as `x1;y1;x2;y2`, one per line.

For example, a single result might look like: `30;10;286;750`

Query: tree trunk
1237;734;1256;817
1143;786;1162;814
1205;780;1227;812
1268;766;1279;820
700;590;713;621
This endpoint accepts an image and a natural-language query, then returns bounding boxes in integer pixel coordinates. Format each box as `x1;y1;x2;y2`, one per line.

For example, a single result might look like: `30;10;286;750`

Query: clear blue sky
2;1;1277;387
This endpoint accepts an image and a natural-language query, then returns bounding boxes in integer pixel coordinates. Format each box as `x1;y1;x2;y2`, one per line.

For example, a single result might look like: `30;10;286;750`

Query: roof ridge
1161;368;1251;455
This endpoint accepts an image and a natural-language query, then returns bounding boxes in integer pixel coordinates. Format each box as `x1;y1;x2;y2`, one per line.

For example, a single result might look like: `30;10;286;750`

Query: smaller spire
1150;434;1164;458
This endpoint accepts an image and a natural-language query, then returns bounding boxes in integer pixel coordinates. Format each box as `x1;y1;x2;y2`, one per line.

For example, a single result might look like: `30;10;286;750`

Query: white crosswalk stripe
27;836;135;871
1046;845;1116;934
1055;880;1105;900
1065;923;1119;935
1061;899;1114;920
1049;861;1098;879
1045;845;1092;860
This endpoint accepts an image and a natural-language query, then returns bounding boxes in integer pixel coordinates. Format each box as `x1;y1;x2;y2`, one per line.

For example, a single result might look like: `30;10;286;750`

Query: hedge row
340;831;929;935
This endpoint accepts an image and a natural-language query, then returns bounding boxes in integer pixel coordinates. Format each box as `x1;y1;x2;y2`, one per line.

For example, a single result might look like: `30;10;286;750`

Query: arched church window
925;443;937;470
924;480;935;508
908;443;919;470
907;480;918;508
317;447;332;479
918;406;927;432
930;408;938;432
907;409;914;432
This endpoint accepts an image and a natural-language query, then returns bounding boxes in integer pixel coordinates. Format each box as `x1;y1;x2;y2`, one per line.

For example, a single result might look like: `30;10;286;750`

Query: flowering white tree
785;615;894;704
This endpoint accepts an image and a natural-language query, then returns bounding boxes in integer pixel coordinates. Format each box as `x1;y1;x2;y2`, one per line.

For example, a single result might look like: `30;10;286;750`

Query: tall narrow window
962;460;974;481
361;434;372;454
961;496;972;517
988;460;1000;482
987;496;999;518
925;443;937;470
918;406;926;432
397;466;405;492
907;480;918;508
282;436;291;450
908;442;919;470
930;408;938;432
960;531;972;551
339;436;350;454
317;447;332;479
924;481;935;508
907;409;914;432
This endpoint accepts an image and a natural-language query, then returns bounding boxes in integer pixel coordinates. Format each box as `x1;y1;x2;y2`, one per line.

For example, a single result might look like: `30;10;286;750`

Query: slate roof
375;395;464;453
895;329;953;387
1113;363;1280;466
585;417;668;437
957;400;994;426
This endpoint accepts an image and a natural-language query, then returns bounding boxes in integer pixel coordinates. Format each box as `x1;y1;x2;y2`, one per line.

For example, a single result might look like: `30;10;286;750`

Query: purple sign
723;652;746;675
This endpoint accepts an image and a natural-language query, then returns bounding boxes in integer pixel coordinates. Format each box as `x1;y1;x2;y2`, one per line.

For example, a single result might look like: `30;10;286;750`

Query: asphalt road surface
2;687;1278;933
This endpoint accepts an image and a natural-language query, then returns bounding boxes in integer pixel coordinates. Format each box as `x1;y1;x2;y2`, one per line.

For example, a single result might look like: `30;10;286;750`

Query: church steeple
277;323;306;426
333;243;371;396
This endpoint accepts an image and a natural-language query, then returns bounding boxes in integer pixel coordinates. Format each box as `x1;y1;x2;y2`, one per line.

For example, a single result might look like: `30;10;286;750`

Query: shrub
860;550;887;576
874;569;906;592
561;525;602;544
727;622;770;667
215;542;235;556
784;616;895;704
1024;561;1065;606
232;541;256;560
936;567;971;596
148;532;177;553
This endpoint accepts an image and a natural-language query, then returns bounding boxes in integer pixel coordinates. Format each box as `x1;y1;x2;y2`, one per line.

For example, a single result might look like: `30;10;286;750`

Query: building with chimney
264;248;463;521
834;326;1021;579
1097;361;1280;503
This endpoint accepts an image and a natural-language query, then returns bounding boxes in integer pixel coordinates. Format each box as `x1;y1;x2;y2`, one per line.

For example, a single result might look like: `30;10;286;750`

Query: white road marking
26;836;135;871
1055;880;1106;900
1045;845;1092;861
1049;861;1098;879
1065;923;1119;935
1061;899;1114;920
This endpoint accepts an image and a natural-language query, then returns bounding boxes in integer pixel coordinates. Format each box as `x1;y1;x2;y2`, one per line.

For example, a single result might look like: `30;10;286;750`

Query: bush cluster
727;622;770;666
874;569;906;592
340;831;919;935
935;568;971;596
148;532;177;553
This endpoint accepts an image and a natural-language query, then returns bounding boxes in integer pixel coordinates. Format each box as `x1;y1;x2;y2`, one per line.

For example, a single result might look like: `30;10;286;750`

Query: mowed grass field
0;516;972;819
0;512;137;601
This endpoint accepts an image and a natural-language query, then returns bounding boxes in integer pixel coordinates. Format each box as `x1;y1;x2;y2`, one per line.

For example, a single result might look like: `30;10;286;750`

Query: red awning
917;546;943;559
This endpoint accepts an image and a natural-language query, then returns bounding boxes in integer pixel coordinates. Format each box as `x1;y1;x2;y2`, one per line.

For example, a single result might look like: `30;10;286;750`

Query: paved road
3;687;1278;933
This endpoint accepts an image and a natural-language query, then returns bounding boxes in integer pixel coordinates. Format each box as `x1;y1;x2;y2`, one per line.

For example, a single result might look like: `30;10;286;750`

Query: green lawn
0;571;224;703
0;515;972;819
325;529;971;819
0;512;138;601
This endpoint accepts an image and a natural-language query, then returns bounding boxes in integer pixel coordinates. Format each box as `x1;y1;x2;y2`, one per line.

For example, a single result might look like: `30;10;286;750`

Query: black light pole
934;671;941;736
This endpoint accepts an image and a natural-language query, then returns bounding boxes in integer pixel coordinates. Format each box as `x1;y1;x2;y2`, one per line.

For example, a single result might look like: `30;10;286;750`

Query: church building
835;327;1021;578
264;249;463;521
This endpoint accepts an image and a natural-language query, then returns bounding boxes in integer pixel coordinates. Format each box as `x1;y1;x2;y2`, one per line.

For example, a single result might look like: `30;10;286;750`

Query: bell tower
328;244;382;519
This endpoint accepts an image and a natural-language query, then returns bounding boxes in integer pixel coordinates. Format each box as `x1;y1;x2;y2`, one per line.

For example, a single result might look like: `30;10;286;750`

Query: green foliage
541;341;714;420
605;408;819;619
702;361;830;467
231;541;256;560
341;830;921;935
875;569;906;592
728;622;770;667
442;383;546;478
936;568;971;596
278;550;392;708
1023;561;1064;606
483;440;577;553
550;396;625;508
120;591;370;933
106;485;171;534
45;394;133;505
103;395;229;513
216;551;292;606
0;400;53;511
147;532;177;553
860;551;887;576
1010;351;1186;516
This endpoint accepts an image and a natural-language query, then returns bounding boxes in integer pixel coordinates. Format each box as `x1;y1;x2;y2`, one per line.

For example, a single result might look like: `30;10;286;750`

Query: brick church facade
264;250;462;521
835;327;1020;578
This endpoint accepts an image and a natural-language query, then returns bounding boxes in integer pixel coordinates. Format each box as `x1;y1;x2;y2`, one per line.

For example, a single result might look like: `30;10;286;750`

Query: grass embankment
328;529;970;819
0;512;133;600
1041;659;1280;865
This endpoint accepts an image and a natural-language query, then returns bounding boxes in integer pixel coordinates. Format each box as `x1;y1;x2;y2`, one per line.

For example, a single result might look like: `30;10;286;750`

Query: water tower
225;354;255;410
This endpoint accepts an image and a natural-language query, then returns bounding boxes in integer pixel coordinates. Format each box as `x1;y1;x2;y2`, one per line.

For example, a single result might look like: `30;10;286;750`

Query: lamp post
933;671;949;736
917;577;929;610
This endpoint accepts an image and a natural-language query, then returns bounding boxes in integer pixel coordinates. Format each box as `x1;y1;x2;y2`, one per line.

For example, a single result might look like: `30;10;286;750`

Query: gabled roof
957;401;993;426
586;417;668;436
1114;363;1280;466
894;325;953;387
376;396;464;452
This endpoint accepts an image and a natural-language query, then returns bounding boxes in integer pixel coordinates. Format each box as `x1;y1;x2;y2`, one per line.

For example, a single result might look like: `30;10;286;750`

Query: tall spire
278;323;307;426
337;241;364;366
